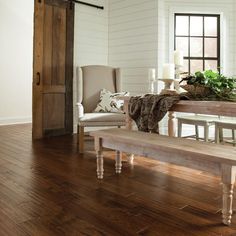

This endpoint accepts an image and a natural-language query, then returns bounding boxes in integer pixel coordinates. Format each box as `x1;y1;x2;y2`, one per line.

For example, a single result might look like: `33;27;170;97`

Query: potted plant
180;70;236;101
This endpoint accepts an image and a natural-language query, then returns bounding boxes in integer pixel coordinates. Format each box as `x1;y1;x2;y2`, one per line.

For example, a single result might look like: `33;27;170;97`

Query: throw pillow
94;89;129;113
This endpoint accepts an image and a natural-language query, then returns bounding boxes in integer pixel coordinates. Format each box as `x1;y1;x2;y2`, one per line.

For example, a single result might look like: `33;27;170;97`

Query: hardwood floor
0;124;236;236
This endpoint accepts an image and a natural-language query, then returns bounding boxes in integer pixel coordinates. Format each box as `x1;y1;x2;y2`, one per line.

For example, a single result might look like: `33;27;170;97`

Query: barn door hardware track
70;0;104;10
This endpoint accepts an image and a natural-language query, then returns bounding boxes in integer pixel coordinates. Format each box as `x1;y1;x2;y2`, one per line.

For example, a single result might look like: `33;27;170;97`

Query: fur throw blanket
128;94;188;133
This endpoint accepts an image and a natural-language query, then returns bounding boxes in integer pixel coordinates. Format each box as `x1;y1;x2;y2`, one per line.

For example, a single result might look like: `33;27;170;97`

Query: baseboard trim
0;116;32;125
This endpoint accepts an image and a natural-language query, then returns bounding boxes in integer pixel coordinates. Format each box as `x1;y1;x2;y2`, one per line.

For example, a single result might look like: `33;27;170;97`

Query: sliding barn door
33;0;74;139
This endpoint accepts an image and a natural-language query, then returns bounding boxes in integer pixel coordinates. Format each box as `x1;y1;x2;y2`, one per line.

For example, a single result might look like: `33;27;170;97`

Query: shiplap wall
108;0;159;95
74;0;108;66
161;0;236;76
73;0;108;131
109;0;236;94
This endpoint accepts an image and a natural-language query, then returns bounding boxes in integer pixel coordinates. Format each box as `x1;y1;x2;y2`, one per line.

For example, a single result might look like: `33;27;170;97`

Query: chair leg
177;120;182;138
195;125;199;140
215;124;220;144
219;127;223;143
204;125;209;142
77;126;84;154
232;129;236;146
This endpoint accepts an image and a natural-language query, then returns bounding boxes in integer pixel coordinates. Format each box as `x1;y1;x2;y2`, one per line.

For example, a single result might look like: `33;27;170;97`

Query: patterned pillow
94;89;129;113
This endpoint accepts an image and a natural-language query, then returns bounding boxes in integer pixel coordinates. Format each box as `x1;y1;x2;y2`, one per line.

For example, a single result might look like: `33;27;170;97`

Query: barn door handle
36;72;41;85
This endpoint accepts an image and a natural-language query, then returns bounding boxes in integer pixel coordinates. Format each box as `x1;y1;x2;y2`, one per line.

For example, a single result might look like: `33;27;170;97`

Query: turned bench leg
221;165;236;225
96;151;104;179
115;150;122;174
127;154;134;164
222;183;234;225
95;137;104;179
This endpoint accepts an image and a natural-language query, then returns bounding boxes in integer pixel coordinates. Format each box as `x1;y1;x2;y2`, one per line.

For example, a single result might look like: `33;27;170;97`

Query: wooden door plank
43;4;53;85
52;5;66;85
32;0;45;139
43;93;65;130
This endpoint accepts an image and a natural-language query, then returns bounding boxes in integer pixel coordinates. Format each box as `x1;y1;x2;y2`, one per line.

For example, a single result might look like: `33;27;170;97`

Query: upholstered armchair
76;65;126;153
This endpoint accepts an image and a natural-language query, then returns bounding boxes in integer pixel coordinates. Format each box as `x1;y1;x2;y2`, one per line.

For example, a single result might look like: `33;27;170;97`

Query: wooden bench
90;128;236;226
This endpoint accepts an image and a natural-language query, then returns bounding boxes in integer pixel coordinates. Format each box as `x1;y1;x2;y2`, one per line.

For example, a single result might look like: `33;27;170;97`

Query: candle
174;50;184;66
162;63;175;79
148;68;156;81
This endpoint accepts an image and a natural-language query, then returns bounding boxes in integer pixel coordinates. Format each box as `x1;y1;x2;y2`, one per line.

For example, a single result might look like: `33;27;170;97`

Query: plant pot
181;84;213;98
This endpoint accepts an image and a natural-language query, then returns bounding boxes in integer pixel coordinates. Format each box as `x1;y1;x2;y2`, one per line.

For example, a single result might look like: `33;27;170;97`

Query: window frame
174;13;221;74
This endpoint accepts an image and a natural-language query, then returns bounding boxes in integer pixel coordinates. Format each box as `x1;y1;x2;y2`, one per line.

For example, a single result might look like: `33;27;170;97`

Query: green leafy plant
181;70;236;101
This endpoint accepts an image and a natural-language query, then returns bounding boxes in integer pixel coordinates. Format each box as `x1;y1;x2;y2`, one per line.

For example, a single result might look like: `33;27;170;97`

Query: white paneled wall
73;0;108;131
74;0;108;66
108;0;158;95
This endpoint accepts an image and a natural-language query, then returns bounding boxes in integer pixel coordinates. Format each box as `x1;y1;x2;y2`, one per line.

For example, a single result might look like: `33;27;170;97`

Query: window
174;13;220;74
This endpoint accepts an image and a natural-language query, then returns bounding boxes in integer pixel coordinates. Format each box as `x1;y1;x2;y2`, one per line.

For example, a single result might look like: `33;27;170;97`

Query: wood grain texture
52;5;66;85
65;0;74;135
32;0;44;139
1;124;236;235
43;4;53;86
120;97;236;117
33;0;74;139
43;93;65;129
91;128;236;224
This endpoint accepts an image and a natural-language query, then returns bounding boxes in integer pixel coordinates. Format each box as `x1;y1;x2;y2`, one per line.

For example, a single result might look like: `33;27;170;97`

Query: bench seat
90;128;236;225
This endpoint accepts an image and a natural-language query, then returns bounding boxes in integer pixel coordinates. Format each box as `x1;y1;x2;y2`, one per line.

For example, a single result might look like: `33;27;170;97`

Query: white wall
0;0;34;125
73;0;108;66
73;0;108;131
108;0;159;95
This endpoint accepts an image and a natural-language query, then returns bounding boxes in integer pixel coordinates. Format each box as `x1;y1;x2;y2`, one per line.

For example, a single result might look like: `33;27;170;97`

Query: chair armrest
76;103;84;118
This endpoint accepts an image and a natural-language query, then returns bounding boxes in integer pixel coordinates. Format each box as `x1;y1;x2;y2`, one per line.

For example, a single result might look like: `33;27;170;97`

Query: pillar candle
174;50;184;66
148;68;156;81
162;64;175;79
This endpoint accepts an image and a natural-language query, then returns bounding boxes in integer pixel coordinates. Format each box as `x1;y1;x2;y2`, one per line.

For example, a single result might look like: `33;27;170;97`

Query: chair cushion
78;113;126;126
94;89;129;113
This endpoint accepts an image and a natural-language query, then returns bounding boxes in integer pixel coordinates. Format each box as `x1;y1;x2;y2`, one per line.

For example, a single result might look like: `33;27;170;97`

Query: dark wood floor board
127;194;236;235
119;154;221;190
0;146;32;165
0;124;236;235
103;169;222;213
104;176;220;213
0;210;30;236
59;199;150;236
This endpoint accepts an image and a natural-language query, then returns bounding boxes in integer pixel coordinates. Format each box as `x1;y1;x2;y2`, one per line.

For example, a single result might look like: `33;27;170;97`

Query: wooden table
121;96;236;136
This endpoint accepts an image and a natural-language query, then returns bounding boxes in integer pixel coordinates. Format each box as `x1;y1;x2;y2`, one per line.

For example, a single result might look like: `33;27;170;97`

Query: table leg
221;165;236;225
95;137;104;179
168;111;176;137
124;100;134;164
115;150;122;174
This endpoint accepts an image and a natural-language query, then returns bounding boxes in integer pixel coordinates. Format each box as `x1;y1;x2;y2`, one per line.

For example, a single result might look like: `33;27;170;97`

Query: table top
119;96;236;117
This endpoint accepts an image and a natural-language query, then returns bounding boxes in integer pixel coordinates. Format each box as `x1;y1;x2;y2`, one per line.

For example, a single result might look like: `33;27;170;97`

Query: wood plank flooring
0;124;236;236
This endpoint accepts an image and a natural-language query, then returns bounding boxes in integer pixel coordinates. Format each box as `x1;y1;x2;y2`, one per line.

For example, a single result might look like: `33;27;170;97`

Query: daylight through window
174;13;220;74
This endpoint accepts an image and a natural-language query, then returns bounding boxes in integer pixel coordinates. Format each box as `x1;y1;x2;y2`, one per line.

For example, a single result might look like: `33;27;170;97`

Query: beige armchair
76;65;126;153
